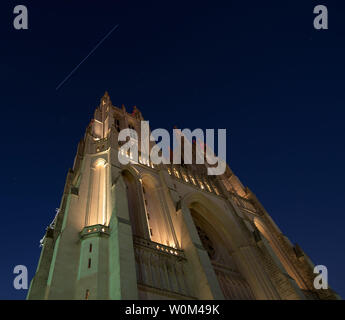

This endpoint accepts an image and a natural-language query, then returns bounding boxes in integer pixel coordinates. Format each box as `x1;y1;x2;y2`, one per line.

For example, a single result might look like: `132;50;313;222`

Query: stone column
179;204;224;299
108;175;138;299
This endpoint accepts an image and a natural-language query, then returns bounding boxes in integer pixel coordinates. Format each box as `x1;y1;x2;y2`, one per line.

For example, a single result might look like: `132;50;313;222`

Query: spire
131;105;138;116
100;91;111;107
131;105;143;120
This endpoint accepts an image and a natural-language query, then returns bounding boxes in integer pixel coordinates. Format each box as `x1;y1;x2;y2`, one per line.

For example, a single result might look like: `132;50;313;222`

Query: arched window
86;158;108;226
142;176;177;248
122;171;147;238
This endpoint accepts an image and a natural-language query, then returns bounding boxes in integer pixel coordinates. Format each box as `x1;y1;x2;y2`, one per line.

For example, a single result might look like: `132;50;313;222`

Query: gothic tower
27;92;339;300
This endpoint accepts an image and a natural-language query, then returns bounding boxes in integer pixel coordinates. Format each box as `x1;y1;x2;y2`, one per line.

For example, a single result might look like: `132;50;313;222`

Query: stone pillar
179;204;224;299
108;175;138;299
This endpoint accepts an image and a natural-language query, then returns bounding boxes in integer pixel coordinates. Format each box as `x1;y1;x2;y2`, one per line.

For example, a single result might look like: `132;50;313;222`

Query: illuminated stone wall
27;92;339;300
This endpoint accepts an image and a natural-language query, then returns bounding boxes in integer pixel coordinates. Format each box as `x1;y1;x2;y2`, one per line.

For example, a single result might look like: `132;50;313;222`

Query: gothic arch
121;169;148;238
181;192;247;248
141;173;178;248
181;192;255;299
120;163;141;179
85;157;110;226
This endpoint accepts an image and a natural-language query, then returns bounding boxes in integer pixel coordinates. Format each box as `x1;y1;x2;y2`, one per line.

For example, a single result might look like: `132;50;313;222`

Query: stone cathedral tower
27;92;338;300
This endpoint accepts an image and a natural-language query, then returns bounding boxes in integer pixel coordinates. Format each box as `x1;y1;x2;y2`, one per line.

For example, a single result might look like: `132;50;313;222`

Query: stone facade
27;92;340;300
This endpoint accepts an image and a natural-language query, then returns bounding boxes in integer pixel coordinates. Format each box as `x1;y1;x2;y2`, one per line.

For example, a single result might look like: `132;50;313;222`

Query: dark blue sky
0;0;344;299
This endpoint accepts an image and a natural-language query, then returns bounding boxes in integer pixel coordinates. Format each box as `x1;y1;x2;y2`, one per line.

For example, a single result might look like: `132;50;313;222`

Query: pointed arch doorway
189;205;255;300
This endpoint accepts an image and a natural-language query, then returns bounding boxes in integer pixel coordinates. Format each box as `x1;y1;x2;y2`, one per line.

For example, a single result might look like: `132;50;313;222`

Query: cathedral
27;92;339;300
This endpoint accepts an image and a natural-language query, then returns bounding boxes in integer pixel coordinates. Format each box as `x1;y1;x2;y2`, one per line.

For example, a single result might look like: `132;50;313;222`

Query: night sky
0;1;344;299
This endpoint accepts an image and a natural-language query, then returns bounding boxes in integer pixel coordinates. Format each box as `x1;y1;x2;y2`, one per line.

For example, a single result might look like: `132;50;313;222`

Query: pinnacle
100;91;111;106
101;91;110;102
